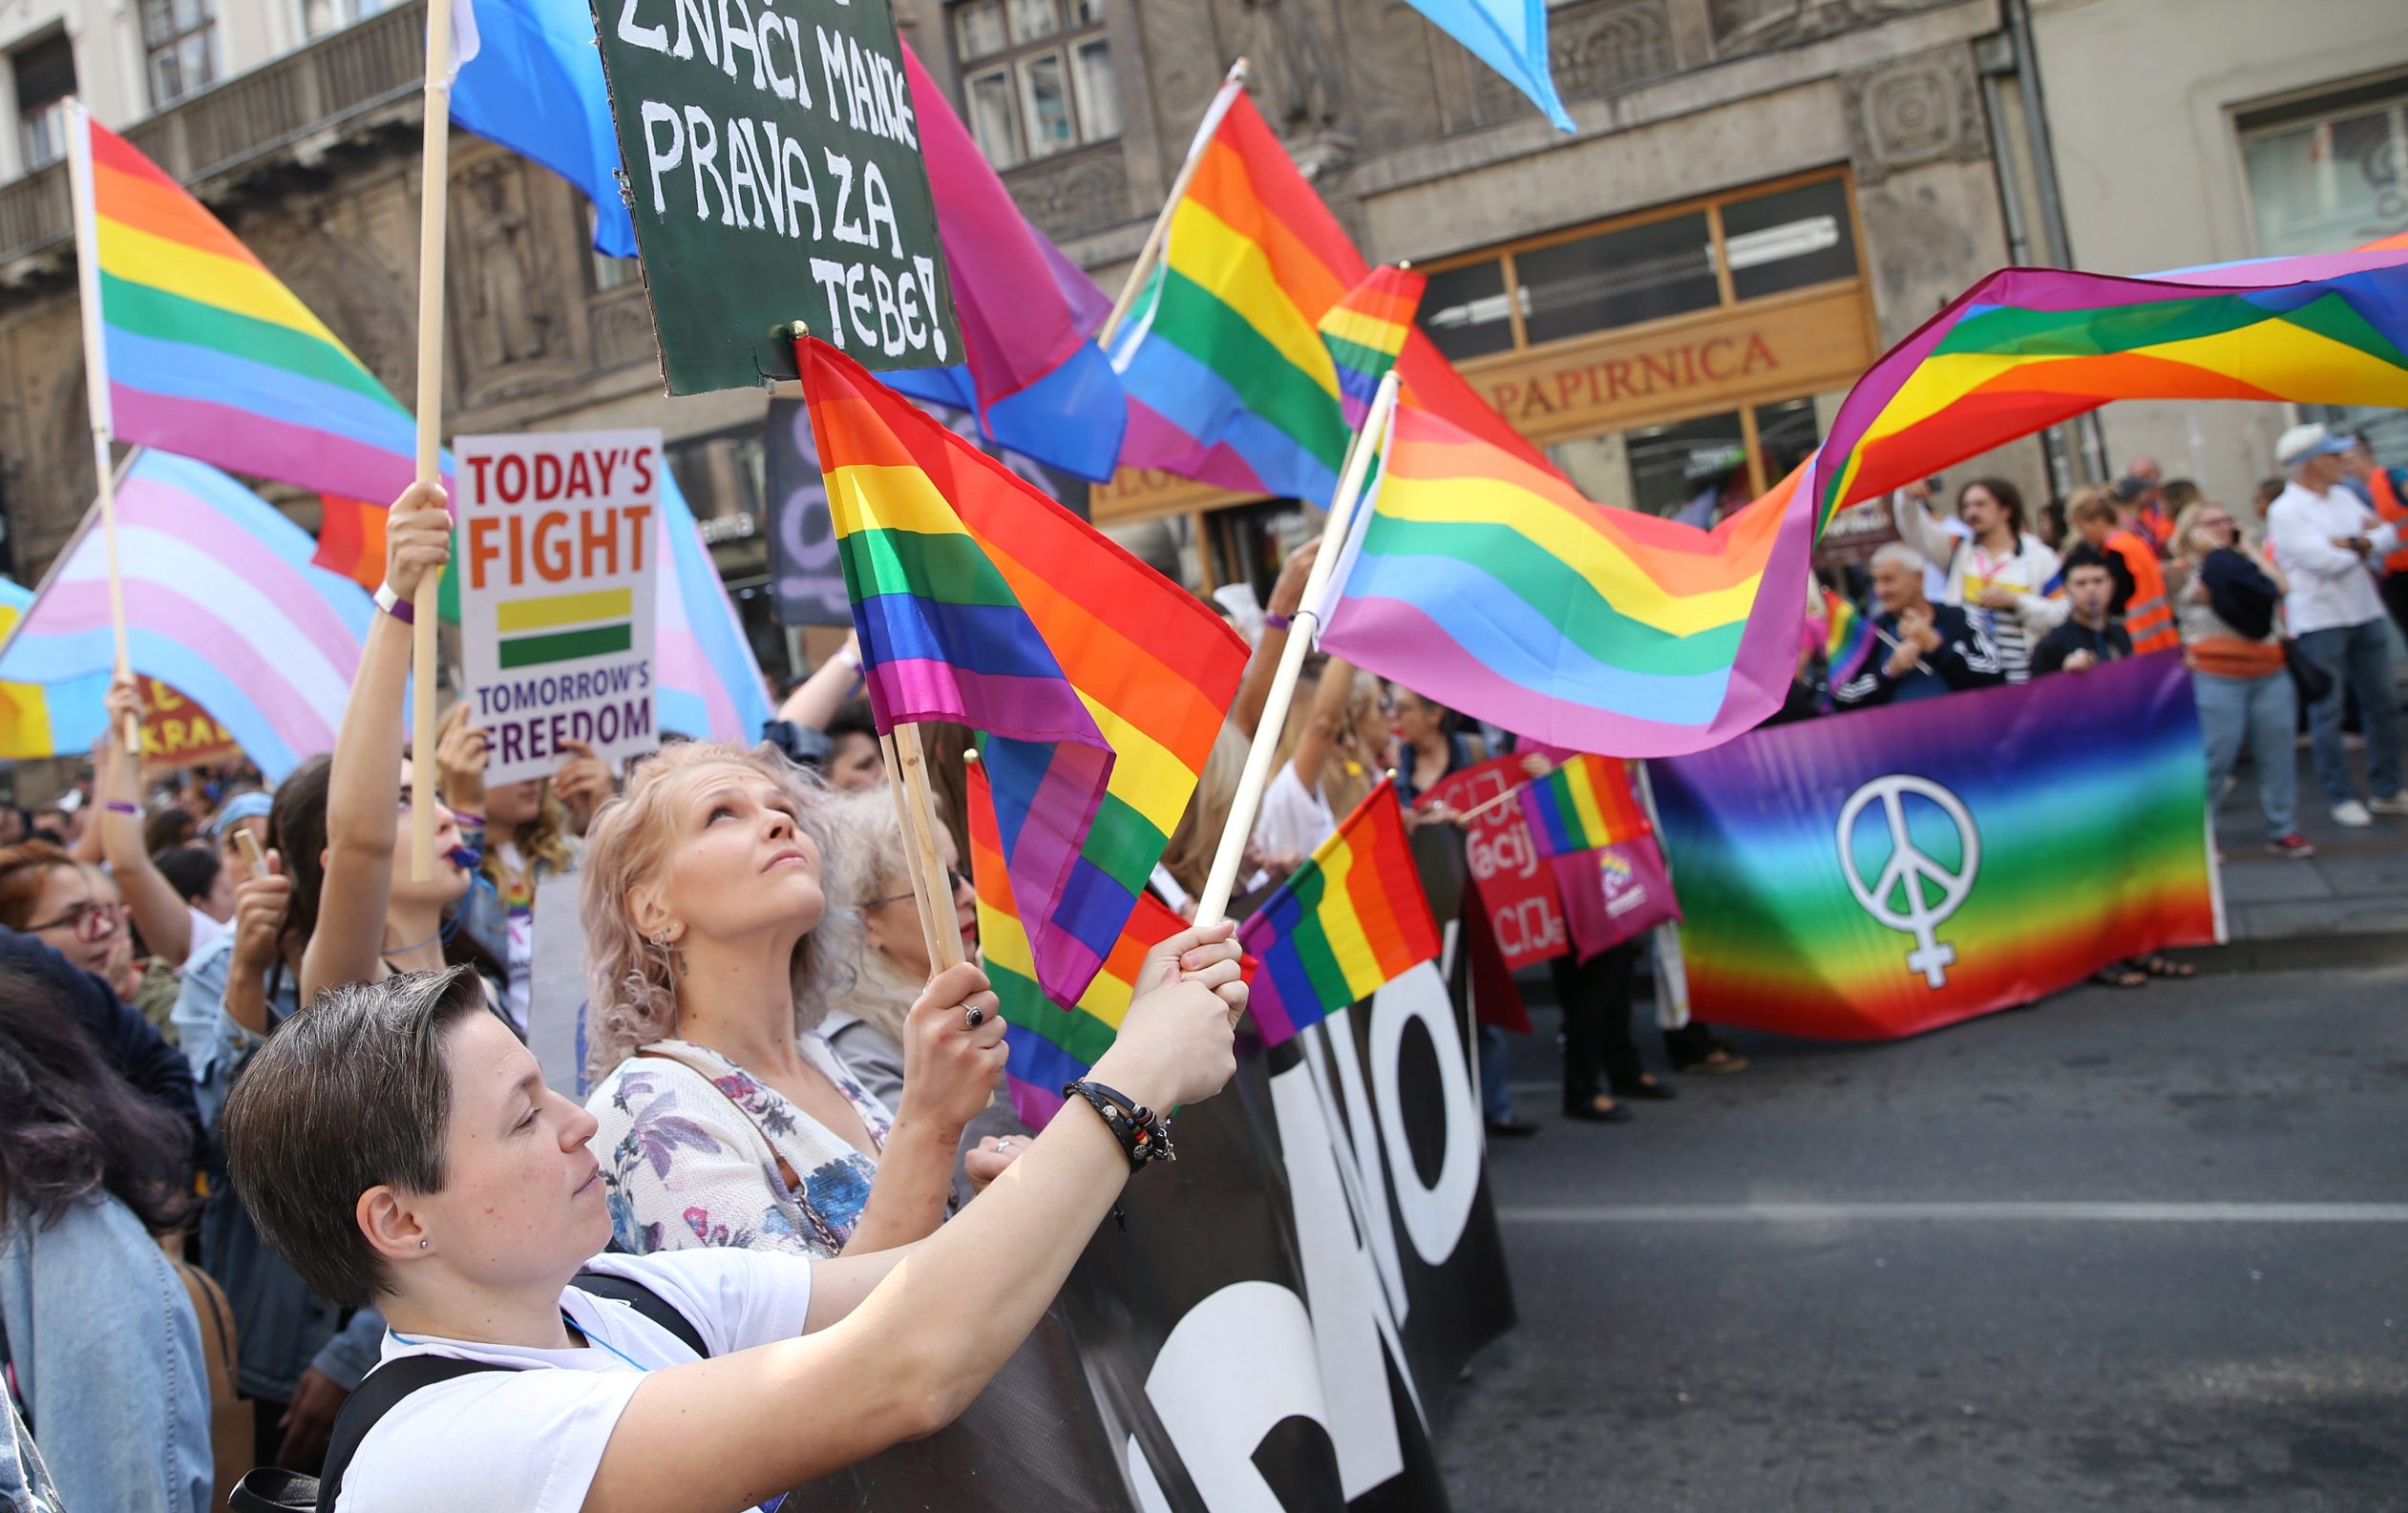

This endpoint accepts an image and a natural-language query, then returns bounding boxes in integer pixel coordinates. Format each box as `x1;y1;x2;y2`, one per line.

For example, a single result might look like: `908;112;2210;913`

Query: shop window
951;0;1118;171
1516;212;1718;346
1418;259;1517;362
11;32;74;172
1720;179;1857;301
140;0;220;107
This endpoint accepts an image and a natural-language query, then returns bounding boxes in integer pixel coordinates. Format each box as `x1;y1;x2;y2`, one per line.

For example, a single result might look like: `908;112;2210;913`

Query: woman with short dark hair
0;971;210;1512
222;948;1241;1513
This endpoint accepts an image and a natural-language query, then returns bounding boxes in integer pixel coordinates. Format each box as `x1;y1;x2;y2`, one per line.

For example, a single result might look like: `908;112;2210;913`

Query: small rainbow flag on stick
1317;265;1425;428
69;112;422;504
1238;781;1442;1045
1823;586;1874;683
1519;753;1651;860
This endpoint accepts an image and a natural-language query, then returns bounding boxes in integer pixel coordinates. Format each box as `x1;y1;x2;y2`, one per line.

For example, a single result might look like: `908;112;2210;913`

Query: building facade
2;0;2394;683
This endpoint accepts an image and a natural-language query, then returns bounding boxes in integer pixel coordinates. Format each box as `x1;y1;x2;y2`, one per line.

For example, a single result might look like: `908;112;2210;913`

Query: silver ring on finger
965;1004;986;1029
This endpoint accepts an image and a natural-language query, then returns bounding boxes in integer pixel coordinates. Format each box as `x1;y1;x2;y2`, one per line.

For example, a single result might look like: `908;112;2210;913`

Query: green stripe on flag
99;274;408;410
835;527;1023;607
498;623;632;668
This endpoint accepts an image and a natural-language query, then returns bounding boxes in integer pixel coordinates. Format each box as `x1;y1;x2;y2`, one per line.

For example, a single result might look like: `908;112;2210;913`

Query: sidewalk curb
2166;934;2408;976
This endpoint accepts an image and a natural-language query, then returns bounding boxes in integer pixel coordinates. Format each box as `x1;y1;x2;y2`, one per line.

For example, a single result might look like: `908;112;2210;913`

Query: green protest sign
588;0;960;393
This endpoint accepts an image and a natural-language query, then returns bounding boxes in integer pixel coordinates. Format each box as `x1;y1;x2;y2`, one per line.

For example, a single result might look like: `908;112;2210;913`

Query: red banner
138;679;242;771
1423;755;1569;971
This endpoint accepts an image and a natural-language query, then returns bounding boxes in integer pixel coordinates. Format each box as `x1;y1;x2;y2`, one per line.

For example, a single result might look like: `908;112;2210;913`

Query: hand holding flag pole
881;726;967;974
1193;369;1402;928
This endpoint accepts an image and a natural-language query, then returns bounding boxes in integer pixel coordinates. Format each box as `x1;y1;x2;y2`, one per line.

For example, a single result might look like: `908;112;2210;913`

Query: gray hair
1870;541;1927;576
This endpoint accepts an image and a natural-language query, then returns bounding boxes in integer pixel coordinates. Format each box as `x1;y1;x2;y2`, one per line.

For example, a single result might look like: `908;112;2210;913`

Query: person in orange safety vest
2068;486;2178;654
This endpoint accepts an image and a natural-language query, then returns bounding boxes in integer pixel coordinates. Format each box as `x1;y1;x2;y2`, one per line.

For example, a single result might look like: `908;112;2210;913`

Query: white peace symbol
1835;774;1980;989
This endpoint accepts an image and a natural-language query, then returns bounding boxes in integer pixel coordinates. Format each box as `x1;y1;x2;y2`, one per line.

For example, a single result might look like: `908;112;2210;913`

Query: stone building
1;0;2396;683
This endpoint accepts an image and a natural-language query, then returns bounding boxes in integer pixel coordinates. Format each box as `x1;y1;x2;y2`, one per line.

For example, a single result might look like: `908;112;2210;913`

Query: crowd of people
0;471;1715;1512
2;425;2398;1509
1810;424;2408;880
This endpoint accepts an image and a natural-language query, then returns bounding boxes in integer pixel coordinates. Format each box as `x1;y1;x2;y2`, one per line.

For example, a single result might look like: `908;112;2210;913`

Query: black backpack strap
573;1269;708;1357
311;1355;500;1512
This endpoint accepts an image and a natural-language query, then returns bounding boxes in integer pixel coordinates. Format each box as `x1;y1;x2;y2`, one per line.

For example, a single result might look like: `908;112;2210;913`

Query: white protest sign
457;429;663;786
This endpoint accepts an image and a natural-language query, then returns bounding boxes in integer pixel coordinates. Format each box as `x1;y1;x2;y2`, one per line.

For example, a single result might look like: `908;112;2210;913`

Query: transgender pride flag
0;452;371;782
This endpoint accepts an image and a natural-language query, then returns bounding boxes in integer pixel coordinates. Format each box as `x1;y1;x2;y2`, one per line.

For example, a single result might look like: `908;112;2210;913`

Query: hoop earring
654;932;687;977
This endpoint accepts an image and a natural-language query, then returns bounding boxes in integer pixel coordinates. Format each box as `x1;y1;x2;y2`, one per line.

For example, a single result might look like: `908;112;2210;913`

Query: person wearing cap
2337;434;2408;640
2266;422;2405;828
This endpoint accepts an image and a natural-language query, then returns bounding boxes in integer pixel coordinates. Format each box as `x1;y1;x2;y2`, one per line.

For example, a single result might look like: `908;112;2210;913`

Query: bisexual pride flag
1647;652;2221;1040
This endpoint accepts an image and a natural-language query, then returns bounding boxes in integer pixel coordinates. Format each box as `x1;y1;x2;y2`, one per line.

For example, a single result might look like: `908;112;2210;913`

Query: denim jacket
0;1390;62;1512
0;1197;209;1513
169;937;385;1403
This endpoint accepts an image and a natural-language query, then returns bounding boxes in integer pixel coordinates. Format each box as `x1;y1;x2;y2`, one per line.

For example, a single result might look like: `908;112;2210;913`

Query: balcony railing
0;1;428;271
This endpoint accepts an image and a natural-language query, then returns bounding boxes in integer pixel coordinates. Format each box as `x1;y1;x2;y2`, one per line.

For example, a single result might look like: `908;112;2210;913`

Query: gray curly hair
578;741;860;1082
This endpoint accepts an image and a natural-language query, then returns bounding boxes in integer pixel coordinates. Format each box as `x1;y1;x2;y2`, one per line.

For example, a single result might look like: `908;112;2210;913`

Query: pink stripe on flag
655;624;741;741
863;659;1101;742
109;388;430;501
33;579;342;753
1116;399;1271;497
119;480;364;658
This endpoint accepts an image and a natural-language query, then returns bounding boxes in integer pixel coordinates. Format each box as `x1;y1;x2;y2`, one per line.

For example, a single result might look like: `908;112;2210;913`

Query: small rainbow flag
803;337;1247;1015
70;113;422;504
1239;781;1441;1045
966;757;1199;1125
1823;586;1874;683
1317;265;1425;428
1518;753;1651;860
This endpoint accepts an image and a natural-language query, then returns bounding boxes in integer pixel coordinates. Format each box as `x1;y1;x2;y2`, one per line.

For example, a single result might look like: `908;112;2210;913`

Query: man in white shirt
2264;423;2405;827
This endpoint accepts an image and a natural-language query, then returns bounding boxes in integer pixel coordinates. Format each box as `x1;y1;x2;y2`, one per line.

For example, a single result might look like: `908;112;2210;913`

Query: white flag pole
1192;370;1400;928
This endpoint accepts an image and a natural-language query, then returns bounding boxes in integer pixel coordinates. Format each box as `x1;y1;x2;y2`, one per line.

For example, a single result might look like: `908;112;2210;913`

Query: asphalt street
1438;962;2408;1512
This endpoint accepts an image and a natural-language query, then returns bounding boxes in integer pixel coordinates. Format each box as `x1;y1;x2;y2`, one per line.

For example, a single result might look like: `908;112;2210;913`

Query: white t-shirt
336;1249;815;1513
186;904;224;958
1252;763;1335;865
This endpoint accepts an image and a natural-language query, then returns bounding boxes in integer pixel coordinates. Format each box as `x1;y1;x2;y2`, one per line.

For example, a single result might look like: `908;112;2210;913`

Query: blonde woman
581;743;1006;1258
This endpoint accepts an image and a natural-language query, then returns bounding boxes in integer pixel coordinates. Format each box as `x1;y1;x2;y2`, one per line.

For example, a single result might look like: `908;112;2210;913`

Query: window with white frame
11;32;75;172
140;0;220;107
949;0;1118;172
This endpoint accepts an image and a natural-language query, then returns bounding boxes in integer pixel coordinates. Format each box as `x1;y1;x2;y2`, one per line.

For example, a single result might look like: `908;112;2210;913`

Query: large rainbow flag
69;114;422;505
1109;86;1546;504
1649;652;2219;1040
1237;781;1441;1046
1323;242;2408;756
0;452;372;782
803;338;1248;1014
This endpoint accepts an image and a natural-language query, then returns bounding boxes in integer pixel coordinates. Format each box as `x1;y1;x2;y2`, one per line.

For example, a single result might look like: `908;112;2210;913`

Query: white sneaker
2369;791;2408;817
2333;800;2374;827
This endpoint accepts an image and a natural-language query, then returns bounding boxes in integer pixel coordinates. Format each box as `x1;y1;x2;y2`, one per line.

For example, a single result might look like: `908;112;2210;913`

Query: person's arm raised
582;925;1246;1513
94;677;195;966
1232;541;1319;740
775;630;864;731
301;482;449;1003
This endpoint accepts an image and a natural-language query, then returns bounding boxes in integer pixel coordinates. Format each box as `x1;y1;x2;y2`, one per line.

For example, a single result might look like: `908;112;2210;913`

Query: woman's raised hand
384;481;451;599
895;960;1007;1134
1097;921;1244;1112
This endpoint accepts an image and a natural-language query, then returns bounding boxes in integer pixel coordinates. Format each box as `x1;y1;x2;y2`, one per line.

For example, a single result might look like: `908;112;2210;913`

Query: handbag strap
633;1048;802;1192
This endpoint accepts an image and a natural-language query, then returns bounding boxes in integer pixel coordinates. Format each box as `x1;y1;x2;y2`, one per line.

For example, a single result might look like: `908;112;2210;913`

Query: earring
655;931;687;977
418;1238;430;1250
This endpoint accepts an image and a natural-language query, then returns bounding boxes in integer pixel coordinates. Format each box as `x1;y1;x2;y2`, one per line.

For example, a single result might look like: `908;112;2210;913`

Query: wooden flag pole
1192;369;1401;928
63;100;138;756
881;725;967;975
1097;58;1250;349
408;0;457;883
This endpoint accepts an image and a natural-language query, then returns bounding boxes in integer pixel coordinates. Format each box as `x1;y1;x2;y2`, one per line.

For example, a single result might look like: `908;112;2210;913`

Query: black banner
787;956;1513;1509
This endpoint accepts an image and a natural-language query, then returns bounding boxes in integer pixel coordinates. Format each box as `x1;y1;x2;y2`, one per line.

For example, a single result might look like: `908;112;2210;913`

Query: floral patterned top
586;1035;895;1258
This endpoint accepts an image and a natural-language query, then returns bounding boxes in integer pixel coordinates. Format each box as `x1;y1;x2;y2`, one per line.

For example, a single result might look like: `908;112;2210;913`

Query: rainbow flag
1238;781;1442;1046
1317;265;1425;428
1324;240;2408;756
1823;586;1874;683
0;580;108;761
803;338;1247;1013
1517;754;1650;860
1650;652;2220;1040
1110;85;1550;503
966;757;1204;1125
0;452;372;782
70;114;423;505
